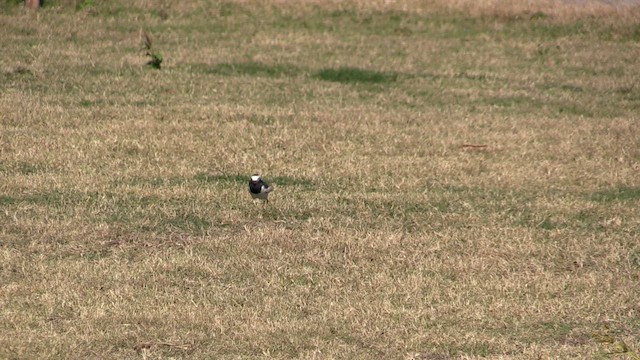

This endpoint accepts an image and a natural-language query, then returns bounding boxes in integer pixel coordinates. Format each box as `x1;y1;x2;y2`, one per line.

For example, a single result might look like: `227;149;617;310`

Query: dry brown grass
1;0;639;359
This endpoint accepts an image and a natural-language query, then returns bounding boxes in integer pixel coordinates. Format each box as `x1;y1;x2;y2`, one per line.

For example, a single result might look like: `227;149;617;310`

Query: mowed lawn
1;1;639;358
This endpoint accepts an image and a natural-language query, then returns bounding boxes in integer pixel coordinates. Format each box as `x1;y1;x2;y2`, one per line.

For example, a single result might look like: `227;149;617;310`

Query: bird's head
251;174;261;182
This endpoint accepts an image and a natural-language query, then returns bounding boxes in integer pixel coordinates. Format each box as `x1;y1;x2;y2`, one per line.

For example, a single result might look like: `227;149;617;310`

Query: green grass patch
0;161;47;175
192;173;246;184
592;187;640;203
0;195;16;205
125;173;315;193
268;175;315;188
75;0;96;11
557;103;593;117
192;173;315;189
195;62;301;78
0;190;85;208
314;67;397;84
164;211;211;233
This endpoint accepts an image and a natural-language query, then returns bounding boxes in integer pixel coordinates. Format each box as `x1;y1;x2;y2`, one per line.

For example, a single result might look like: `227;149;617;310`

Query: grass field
1;0;639;358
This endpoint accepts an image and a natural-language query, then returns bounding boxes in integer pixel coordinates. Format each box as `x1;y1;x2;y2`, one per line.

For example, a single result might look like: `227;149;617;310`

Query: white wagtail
248;174;273;203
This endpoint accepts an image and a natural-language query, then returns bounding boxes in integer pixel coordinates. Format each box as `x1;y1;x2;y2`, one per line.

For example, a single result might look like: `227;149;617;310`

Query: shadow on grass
314;67;397;84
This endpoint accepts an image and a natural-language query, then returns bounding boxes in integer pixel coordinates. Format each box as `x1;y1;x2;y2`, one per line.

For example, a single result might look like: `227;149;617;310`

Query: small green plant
76;0;95;11
147;53;163;69
141;30;163;69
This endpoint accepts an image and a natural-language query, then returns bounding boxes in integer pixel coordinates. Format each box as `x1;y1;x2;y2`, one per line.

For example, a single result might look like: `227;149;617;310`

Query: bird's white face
251;175;261;181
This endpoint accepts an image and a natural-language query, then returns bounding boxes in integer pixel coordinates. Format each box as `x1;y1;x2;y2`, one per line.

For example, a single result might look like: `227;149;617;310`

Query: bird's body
249;175;273;203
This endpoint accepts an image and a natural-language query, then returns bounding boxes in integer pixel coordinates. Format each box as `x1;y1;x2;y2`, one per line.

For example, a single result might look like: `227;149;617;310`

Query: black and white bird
248;174;273;203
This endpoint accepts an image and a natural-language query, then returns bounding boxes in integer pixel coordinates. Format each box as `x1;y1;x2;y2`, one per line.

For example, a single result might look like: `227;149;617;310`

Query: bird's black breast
249;180;263;194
